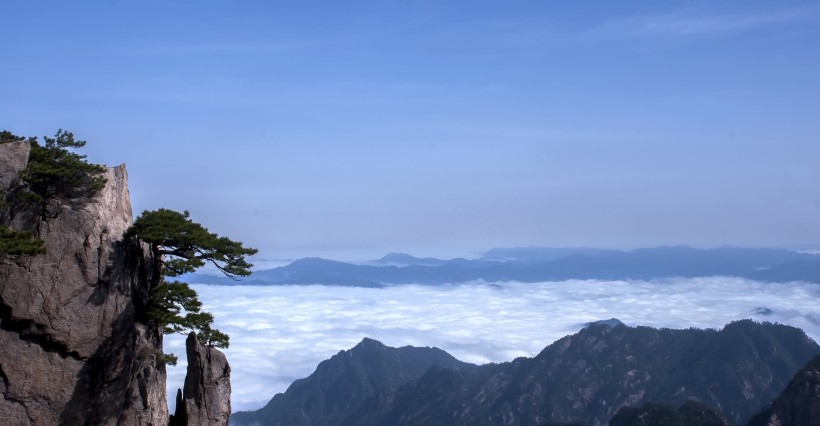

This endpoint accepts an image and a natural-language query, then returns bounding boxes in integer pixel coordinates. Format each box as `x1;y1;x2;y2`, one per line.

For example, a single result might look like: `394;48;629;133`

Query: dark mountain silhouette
747;352;820;426
186;246;820;286
609;400;731;426
230;338;473;426
585;318;625;329
232;320;819;426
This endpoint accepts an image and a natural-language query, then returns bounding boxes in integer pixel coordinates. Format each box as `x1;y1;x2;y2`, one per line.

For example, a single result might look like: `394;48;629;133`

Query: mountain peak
353;337;386;351
378;252;420;262
288;257;343;267
584;318;625;329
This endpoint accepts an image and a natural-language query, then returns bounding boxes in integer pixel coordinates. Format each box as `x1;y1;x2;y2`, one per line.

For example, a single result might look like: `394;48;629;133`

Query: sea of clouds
165;278;820;412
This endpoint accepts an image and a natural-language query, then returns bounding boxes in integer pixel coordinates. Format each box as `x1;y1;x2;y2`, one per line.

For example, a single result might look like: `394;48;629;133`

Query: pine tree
18;129;107;206
3;129;107;254
126;208;257;350
0;224;46;255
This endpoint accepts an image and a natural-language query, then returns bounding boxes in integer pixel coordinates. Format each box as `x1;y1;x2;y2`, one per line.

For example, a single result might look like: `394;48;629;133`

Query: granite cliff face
1;140;167;425
0;140;231;425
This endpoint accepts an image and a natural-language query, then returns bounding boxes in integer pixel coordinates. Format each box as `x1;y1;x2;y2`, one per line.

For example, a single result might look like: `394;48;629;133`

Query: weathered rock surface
0;140;29;191
747;353;820;426
1;140;168;425
171;332;231;426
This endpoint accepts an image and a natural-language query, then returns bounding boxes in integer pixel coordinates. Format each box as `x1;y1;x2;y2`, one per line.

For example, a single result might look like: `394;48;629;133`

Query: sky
2;1;820;260
166;278;820;411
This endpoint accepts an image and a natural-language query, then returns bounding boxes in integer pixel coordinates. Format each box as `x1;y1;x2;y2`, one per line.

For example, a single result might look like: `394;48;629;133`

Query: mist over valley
167;267;820;412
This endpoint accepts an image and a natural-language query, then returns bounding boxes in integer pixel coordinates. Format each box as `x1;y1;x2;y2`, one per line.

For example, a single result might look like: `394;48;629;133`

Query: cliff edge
1;140;167;425
1;140;231;425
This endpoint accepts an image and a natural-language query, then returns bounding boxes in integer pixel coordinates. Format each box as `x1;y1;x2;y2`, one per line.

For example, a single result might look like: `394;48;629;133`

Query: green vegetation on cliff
6;129;107;206
0;223;45;255
2;129;107;254
127;208;257;352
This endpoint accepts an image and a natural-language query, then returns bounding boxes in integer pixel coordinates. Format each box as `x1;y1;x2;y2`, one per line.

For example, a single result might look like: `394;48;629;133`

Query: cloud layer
165;278;820;412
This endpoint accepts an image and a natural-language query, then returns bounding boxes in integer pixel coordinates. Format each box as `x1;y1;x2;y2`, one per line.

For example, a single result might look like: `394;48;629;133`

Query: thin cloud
600;7;816;38
165;278;820;412
375;6;817;61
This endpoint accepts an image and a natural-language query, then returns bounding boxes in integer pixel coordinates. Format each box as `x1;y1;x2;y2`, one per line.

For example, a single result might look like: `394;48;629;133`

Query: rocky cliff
0;140;231;425
747;353;820;426
1;140;167;425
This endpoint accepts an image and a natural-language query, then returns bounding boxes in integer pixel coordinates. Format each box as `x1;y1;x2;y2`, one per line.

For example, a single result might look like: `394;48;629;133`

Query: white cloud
165;278;820;412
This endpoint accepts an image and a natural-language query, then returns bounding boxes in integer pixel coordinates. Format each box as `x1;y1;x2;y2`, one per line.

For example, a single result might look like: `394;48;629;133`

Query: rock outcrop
747;353;820;426
171;332;231;426
0;140;29;191
1;140;186;426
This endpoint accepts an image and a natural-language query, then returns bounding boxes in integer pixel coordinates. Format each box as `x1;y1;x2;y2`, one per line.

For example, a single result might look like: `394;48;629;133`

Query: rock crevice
0;298;85;361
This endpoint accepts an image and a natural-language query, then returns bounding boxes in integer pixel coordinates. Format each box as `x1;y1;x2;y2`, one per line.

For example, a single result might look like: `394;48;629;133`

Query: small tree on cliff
18;129;108;203
3;129;107;252
0;130;30;144
0;224;46;255
126;208;257;350
0;133;43;254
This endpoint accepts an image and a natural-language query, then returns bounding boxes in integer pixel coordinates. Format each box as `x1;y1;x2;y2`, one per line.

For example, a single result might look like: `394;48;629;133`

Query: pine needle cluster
127;208;257;352
0;224;46;255
2;129;107;256
18;129;107;204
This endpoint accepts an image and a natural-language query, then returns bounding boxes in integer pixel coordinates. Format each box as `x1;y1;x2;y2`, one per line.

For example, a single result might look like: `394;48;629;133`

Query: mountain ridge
231;338;473;426
233;320;820;426
186;246;820;286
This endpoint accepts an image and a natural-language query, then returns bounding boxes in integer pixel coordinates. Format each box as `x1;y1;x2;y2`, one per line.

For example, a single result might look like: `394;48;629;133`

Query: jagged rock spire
171;332;231;426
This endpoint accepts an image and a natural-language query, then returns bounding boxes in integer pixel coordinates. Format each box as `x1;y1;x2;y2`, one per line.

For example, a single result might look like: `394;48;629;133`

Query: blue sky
3;1;819;260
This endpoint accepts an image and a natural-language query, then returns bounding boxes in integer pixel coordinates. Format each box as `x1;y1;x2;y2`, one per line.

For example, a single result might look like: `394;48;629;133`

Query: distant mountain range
185;246;820;286
232;320;820;426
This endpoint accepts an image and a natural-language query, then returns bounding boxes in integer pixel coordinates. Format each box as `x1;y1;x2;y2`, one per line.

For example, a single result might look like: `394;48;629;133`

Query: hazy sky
3;1;819;259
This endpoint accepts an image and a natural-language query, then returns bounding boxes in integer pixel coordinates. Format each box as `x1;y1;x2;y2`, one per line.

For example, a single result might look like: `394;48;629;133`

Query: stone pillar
171;332;231;426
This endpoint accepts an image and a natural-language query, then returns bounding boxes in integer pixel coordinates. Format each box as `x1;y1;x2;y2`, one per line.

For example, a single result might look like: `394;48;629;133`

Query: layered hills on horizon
232;320;820;426
186;246;820;287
